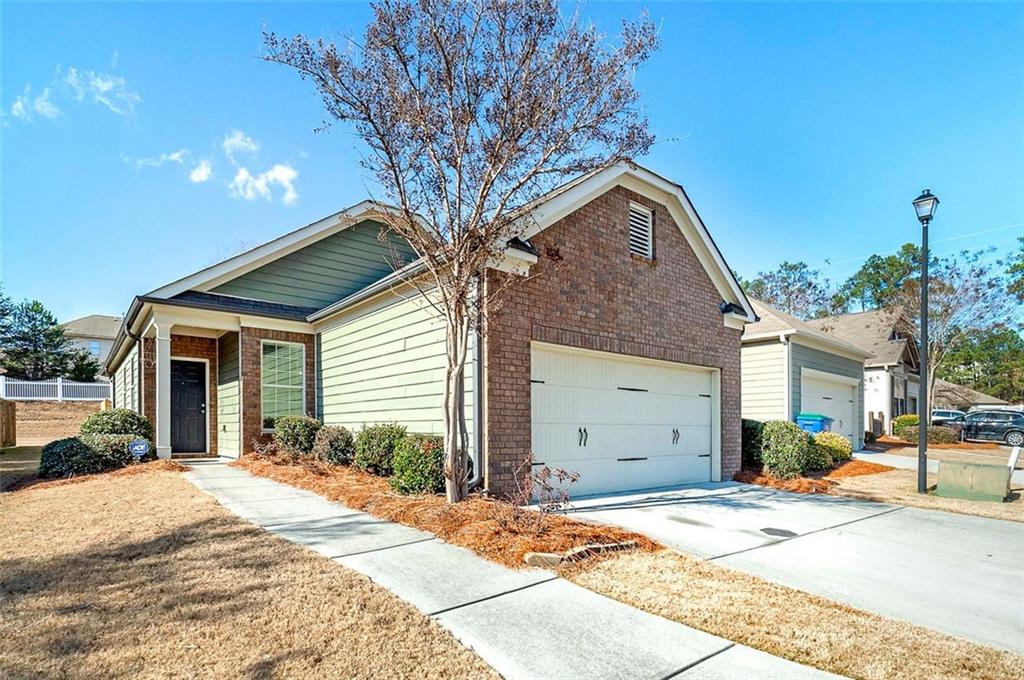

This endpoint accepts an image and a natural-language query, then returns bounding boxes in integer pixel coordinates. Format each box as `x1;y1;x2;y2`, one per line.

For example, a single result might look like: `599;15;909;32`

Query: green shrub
390;434;445;494
760;420;813;479
864;430;878;444
312;426;355;465
273;416;322;457
893;414;919;439
902;425;960;445
354;423;407;475
38;434;152;479
805;444;834;471
814;431;853;463
79;408;153;440
741;419;764;469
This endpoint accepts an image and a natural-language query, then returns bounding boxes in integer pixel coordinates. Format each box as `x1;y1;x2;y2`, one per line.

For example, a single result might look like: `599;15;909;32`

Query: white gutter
781;332;792;420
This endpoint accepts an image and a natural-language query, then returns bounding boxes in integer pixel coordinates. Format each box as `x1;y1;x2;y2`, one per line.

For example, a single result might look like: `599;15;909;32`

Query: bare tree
264;0;658;501
889;248;1007;421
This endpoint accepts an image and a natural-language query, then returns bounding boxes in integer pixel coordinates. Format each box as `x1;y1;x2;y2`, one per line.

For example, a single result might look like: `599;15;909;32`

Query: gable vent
628;202;653;258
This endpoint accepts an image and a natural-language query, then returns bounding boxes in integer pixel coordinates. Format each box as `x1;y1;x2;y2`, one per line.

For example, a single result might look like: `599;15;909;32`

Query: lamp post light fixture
912;188;938;494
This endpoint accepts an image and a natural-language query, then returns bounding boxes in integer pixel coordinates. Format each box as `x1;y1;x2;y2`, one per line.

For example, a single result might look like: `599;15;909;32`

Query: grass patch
561;550;1024;680
0;445;42;491
0;466;496;679
831;469;1024;523
234;455;659;568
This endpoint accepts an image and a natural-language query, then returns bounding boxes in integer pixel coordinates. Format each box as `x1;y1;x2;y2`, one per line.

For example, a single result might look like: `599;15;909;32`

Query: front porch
129;306;317;459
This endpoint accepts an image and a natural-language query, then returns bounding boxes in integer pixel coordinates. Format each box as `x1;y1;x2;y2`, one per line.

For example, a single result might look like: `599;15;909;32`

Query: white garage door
800;374;855;444
530;344;715;497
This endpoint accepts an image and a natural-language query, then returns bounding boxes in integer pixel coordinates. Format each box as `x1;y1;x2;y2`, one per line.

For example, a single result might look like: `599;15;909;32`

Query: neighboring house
804;309;920;436
104;162;756;497
932;378;1008;412
740;300;871;449
63;314;122;378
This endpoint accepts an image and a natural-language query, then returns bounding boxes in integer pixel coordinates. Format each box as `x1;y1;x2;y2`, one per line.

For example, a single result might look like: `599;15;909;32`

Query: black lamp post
912;188;939;494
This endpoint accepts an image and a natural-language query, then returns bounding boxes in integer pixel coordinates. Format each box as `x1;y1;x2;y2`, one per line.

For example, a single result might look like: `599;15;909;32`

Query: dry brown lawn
235;455;658;568
831;468;1024;523
0;468;497;680
0;445;43;491
13;400;100;446
562;551;1024;680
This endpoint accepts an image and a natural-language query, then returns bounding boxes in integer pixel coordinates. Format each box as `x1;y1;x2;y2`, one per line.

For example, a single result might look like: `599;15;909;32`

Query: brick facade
239;327;317;453
140;334;219;455
483;185;743;496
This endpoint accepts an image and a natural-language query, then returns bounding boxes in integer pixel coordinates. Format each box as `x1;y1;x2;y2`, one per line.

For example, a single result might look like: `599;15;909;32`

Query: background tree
0;300;76;380
740;261;840;319
1006;236;1024;303
265;0;658;501
837;243;921;311
65;349;103;382
937;325;1024;404
889;248;1008;418
0;284;12;339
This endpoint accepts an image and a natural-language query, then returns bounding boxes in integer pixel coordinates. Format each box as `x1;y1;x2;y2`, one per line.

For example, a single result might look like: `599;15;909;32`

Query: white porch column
155;323;172;459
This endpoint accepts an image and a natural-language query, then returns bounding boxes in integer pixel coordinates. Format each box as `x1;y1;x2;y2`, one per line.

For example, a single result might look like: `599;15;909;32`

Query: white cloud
121;148;190;169
33;88;61;119
189;159;213;183
63;66;141;116
230;164;299;205
11;89;31;120
223;129;260;159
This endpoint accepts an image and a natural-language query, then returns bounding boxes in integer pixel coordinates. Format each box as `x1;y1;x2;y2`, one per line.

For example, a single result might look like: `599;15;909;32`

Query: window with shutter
628;202;653;258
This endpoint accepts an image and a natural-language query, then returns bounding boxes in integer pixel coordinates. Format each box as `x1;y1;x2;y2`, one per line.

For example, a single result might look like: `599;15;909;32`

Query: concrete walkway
570;483;1024;654
854;449;1024;486
184;460;838;680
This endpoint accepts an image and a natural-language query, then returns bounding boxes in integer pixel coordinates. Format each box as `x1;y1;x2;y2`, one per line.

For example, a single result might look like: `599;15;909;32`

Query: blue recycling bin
796;412;833;434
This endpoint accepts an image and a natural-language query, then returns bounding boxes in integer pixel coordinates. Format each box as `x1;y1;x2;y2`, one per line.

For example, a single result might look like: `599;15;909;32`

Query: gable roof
520;161;756;322
743;299;872;359
804;308;913;367
63;314;122;339
933;378;1008;409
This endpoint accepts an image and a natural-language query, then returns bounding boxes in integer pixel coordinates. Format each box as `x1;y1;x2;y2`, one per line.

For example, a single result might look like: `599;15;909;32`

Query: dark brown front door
171;360;206;453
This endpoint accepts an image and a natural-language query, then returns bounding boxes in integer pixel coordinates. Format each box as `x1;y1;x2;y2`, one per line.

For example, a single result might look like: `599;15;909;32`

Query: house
804;308;920;435
932;378;1008;412
740;300;871;448
104;162;756;497
63;314;122;377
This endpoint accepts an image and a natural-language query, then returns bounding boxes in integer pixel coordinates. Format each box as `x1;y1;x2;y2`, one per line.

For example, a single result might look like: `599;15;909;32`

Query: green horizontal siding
113;343;140;414
211;221;416;309
217;332;241;458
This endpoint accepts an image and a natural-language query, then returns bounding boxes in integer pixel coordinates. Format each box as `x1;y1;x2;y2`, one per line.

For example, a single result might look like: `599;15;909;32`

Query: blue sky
2;2;1021;322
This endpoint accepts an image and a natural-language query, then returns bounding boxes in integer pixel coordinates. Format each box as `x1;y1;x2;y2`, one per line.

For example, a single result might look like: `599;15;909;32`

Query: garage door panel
531;344;715;497
800;375;856;444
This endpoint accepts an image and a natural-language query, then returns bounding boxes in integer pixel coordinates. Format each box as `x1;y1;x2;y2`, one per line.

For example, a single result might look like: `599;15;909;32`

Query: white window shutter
628;202;653;258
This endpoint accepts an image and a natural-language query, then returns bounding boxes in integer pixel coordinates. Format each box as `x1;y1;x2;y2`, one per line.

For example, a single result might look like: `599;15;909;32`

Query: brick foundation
483;185;743;496
239;327;317;453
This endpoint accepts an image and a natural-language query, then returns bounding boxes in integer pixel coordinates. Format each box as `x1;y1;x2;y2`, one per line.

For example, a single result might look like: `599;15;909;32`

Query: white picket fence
0;376;112;401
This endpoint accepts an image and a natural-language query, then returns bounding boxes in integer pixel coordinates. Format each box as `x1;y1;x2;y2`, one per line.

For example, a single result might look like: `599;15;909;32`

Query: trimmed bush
312;426;355;465
741;419;764;469
760;420;813;479
79;408;153;440
805;443;834;471
38;434;152;479
354;423;407;475
814;431;853;463
273;416;322;457
893;414;919;439
390;434;445;494
902;425;960;445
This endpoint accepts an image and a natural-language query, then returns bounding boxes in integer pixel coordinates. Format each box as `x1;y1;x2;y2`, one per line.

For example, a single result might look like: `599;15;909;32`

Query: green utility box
934;462;1010;503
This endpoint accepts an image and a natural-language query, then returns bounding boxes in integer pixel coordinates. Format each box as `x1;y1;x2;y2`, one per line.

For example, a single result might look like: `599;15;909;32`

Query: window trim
259;339;307;432
627;201;654;259
88;340;102;357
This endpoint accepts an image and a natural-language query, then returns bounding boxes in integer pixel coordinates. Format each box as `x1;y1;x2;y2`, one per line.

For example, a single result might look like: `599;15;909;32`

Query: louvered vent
628;202;653;258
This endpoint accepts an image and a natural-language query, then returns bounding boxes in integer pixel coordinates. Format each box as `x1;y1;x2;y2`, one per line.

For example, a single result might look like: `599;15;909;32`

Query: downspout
780;332;792;421
469;275;484;490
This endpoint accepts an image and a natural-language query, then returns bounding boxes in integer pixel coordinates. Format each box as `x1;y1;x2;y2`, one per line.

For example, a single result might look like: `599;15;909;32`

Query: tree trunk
443;309;471;502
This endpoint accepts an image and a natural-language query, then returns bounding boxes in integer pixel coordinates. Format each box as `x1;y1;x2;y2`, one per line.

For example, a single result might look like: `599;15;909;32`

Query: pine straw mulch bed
874;435;1000;452
233;455;659;568
0;468;496;679
733;459;896;494
560;550;1024;680
5;459;190;493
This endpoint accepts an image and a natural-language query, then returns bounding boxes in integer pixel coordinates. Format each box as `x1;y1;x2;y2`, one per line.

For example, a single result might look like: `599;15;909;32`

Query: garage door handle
672;428;679;445
583;428;589;446
578;428;584;447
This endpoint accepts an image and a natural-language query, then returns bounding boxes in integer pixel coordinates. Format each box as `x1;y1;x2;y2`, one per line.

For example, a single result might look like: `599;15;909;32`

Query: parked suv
946;410;1024;447
931;409;965;426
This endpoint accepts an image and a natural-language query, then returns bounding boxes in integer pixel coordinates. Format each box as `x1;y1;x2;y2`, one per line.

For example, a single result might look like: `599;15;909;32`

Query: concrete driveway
568;483;1024;654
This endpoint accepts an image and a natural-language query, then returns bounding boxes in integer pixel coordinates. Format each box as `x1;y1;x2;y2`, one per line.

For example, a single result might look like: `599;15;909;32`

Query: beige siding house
64;314;122;377
105;162;757;496
741;300;871;449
